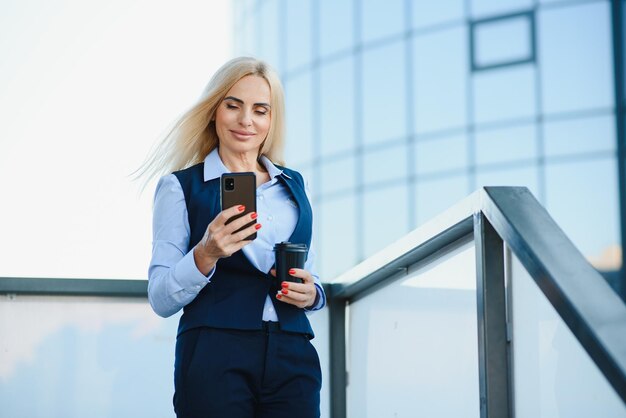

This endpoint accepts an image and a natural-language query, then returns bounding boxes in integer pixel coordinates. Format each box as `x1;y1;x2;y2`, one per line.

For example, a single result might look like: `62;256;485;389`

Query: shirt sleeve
301;175;326;313
147;174;216;318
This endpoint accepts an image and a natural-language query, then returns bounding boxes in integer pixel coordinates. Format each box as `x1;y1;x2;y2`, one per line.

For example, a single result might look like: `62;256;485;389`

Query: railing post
328;284;347;418
474;212;512;417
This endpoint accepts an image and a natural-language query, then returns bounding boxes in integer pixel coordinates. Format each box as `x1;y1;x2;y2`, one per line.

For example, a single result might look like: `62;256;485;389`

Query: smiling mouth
230;130;255;139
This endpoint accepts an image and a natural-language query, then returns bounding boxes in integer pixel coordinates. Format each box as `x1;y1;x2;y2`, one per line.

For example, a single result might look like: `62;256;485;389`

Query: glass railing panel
347;240;480;418
308;303;330;418
509;250;626;417
0;294;180;418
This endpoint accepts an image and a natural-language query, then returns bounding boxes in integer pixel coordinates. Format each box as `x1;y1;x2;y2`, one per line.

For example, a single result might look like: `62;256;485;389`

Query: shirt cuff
174;250;216;294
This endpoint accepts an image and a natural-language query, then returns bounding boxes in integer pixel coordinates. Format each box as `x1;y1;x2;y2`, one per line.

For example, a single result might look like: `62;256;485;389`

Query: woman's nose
239;109;252;126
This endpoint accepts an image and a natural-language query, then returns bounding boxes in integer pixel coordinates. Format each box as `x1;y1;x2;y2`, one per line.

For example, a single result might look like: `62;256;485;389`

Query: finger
224;211;258;235
278;287;309;303
275;293;308;308
281;281;314;294
287;268;314;284
270;269;276;277
217;204;247;225
232;222;262;242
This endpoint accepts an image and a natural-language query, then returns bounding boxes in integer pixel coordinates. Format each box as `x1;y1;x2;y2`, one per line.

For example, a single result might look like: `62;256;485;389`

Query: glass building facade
234;0;626;298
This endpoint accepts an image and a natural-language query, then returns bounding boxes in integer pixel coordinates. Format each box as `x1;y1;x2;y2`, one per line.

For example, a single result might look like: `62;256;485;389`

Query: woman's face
214;75;271;156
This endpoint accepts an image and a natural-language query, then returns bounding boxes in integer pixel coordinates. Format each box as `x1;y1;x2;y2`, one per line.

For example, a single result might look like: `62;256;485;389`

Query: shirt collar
203;147;291;182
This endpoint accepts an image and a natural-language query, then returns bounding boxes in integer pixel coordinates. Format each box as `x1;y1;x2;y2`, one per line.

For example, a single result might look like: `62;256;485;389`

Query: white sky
0;0;233;279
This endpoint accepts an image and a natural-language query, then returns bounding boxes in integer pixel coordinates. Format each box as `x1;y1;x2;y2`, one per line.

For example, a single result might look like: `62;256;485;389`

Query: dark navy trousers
173;323;322;418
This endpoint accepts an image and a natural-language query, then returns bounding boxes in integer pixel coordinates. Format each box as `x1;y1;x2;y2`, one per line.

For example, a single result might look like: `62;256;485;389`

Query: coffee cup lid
273;241;308;252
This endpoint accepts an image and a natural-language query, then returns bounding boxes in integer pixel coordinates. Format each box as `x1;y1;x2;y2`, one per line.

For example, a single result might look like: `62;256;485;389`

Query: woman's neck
218;148;266;173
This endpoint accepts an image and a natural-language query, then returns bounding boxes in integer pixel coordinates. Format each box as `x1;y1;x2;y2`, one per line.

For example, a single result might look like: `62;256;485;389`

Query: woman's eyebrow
224;96;271;108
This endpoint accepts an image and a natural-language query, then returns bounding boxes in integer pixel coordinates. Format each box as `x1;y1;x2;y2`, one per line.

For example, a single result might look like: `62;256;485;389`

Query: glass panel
241;12;258;55
475;124;537;166
348;241;479;417
285;72;314;166
544;114;616;158
362;184;409;258
414;26;468;134
320;55;356;157
362;40;407;146
474;14;532;68
470;0;532;19
473;64;536;124
416;175;470;225
0;295;180;418
318;194;358;279
257;0;280;69
307;305;330;418
286;0;312;71
475;164;541;198
320;0;354;57
509;252;626;417
416;134;468;174
361;0;405;44
539;2;614;114
362;143;408;186
320;155;356;196
412;0;464;29
545;158;621;270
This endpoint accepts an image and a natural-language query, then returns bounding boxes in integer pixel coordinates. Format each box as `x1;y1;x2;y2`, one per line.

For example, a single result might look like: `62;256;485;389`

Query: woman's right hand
193;205;261;275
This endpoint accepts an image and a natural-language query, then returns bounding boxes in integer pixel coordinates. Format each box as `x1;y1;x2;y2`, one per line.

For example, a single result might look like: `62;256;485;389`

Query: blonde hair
136;57;286;186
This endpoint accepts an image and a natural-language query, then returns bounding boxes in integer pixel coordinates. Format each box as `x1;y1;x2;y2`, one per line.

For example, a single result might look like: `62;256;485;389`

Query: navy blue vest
173;162;315;338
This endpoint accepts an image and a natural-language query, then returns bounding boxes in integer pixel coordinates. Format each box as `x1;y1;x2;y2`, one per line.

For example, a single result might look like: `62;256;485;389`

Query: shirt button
267;215;273;221
258;195;264;200
269;307;274;312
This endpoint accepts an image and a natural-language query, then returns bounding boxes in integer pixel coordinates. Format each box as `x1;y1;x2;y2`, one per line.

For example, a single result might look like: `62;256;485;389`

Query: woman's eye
226;104;238;109
255;110;268;115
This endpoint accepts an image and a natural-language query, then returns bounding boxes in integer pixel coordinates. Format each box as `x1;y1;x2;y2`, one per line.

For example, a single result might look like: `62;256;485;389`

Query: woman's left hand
270;268;317;309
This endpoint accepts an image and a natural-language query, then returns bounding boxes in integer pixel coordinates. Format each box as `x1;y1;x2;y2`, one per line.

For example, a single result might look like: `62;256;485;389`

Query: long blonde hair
136;57;286;186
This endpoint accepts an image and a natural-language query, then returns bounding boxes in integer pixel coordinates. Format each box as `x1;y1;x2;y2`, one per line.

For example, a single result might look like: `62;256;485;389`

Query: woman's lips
230;130;255;140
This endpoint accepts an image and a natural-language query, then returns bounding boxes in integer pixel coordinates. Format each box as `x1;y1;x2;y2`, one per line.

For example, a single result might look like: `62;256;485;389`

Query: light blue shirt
148;148;325;321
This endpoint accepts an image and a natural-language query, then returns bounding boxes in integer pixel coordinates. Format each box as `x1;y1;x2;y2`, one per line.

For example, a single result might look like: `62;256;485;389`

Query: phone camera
225;178;235;191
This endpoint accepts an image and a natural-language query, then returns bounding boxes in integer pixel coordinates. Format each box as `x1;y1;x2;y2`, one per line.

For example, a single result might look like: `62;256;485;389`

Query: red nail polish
276;294;282;299
289;268;296;275
281;282;288;288
255;224;262;230
238;205;245;212
281;289;288;295
250;212;257;219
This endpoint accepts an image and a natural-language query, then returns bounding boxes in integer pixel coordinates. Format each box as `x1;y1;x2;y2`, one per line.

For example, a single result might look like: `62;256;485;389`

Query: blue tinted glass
545;158;620;266
320;0;354;57
544;114;616;158
362;40;407;145
286;0;312;72
474;14;532;68
240;12;258;55
470;0;532;19
414;26;467;134
539;2;614;114
363;184;409;258
320;156;356;196
362;142;408;185
318;194;358;279
475;164;540;198
412;0;464;29
473;64;536;124
416;134;468;174
416;175;470;225
475;124;537;166
361;0;405;44
320;56;356;157
257;0;280;69
285;72;314;166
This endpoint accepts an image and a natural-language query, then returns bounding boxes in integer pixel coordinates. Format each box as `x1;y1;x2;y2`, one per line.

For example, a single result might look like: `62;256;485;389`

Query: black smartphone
220;172;257;240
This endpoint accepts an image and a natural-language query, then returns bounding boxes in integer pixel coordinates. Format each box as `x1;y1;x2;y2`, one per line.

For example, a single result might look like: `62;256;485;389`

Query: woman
141;57;325;418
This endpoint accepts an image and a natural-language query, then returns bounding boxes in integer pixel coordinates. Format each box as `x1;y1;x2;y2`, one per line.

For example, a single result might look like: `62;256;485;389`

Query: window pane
320;0;354;57
416;175;470;225
285;72;314;166
363;143;408;186
544;114;616;158
286;0;312;72
318;194;358;279
470;0;532;19
539;2;614;114
320;56;356;157
363;41;407;145
320;156;356;196
475;124;537;166
257;0;280;69
412;0;464;29
361;0;405;44
363;184;409;258
474;14;533;68
545;158;620;268
473;64;536;124
414;26;468;134
475;164;540;198
416;135;468;174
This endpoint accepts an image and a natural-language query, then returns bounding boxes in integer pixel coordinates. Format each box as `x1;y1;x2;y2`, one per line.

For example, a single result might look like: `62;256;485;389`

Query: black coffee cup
274;242;308;283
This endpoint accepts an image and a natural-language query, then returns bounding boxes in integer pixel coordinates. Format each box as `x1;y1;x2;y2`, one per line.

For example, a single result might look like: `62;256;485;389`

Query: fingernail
281;282;288;288
250;212;258;219
238;205;245;212
276;294;282;299
255;224;262;230
281;289;288;295
289;269;296;275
